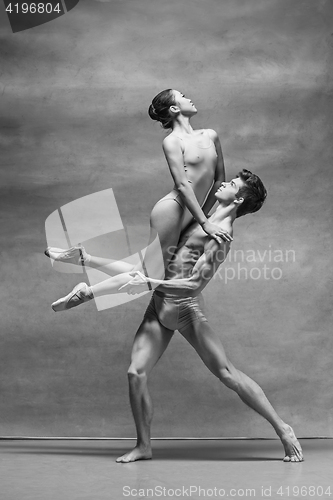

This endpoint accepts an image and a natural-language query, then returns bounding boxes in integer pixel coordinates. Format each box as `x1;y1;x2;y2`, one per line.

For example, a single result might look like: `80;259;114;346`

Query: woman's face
172;90;197;116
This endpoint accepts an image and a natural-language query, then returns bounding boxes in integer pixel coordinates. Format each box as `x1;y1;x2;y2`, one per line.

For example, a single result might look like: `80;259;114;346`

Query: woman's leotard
154;130;217;213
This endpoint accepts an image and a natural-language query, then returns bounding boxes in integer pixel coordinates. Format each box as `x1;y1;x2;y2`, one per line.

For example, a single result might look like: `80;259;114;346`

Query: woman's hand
201;221;233;243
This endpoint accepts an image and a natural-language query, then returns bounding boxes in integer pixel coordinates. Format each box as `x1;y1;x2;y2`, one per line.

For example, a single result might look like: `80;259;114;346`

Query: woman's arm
162;135;227;242
201;129;226;217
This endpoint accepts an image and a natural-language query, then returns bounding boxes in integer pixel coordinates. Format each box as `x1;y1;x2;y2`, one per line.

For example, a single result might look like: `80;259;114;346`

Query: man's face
214;177;245;204
172;90;197;116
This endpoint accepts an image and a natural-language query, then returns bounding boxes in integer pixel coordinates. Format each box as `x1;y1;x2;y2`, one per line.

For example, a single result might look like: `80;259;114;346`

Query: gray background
0;0;332;437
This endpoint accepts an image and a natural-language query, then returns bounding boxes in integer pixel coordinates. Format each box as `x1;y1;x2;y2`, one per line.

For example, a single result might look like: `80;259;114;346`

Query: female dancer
147;89;230;263
47;89;232;310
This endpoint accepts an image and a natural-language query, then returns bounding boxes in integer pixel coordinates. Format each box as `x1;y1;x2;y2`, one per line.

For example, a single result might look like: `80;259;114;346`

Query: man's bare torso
165;223;206;280
165;216;232;283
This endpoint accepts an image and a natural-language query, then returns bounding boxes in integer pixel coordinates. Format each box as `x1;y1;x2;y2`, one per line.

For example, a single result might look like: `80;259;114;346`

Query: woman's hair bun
148;89;175;129
148;103;158;121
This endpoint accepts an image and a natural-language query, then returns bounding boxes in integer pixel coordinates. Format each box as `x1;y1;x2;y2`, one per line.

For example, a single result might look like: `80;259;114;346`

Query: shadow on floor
0;440;285;461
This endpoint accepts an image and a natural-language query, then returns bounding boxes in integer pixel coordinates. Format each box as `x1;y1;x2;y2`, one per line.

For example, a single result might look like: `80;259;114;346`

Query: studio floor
0;439;332;500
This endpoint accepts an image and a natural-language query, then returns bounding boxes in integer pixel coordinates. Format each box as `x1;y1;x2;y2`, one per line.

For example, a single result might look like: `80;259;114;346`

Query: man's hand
118;271;150;295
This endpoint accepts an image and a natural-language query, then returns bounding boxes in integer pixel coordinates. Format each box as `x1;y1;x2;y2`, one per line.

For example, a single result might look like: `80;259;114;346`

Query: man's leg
179;320;303;462
116;316;174;463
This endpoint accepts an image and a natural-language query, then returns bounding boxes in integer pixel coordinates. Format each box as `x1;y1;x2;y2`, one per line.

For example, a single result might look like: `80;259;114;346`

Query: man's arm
145;238;231;297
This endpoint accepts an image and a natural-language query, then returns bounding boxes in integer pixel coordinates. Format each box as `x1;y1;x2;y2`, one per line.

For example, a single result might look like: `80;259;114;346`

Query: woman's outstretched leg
45;245;135;276
46;196;185;280
51;269;145;312
49;198;187;312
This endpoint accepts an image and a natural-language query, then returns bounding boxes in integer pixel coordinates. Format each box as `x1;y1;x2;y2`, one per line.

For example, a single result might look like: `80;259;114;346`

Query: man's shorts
143;290;208;332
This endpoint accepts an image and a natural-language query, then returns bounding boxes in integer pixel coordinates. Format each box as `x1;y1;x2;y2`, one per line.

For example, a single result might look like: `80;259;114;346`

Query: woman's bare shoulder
162;133;182;150
204;128;218;140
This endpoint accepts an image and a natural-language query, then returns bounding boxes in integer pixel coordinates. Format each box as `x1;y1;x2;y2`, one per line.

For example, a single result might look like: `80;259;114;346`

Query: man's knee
127;365;148;386
217;367;239;391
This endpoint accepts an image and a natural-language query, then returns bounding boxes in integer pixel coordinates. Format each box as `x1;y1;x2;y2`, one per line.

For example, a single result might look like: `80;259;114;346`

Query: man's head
215;169;267;218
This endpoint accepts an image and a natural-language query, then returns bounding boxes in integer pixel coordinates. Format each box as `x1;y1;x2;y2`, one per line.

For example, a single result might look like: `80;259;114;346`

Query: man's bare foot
116;445;152;463
279;425;304;462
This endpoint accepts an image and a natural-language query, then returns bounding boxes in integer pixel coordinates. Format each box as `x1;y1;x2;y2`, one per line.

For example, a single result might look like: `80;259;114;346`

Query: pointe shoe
45;244;88;266
52;283;93;312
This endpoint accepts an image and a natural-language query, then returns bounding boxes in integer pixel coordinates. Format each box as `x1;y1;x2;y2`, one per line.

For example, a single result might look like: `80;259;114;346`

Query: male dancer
115;169;303;463
45;170;303;463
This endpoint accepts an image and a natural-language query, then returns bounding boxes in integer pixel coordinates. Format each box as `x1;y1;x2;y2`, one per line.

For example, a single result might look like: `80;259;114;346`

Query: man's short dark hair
235;169;267;218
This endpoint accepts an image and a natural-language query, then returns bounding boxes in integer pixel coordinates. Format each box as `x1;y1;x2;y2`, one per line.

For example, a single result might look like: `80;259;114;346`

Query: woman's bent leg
80;195;186;296
143;197;185;278
51;194;186;311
